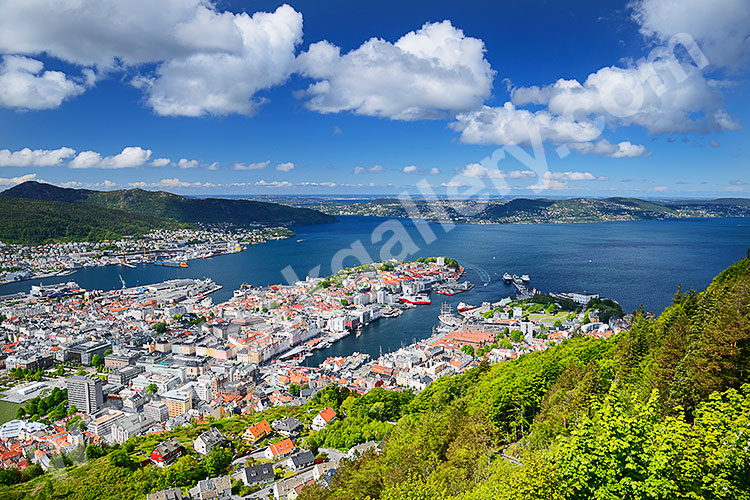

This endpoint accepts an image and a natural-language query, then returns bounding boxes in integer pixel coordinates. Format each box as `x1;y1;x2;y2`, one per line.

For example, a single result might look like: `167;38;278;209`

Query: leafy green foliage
586;297;623;323
15;387;67;423
307;416;391;451
461;344;475;357
203;447;233;477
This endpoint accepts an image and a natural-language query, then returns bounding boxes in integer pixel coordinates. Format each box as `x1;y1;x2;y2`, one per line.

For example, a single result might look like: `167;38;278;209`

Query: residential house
243;419;272;443
347;440;378;459
312;461;337;482
286;450;315;471
272;475;310;500
311;407;336;431
264;438;295;460
150;438;182;467
272;417;302;438
193;427;224;456
146;488;184;500
188;475;231;500
237;463;274;486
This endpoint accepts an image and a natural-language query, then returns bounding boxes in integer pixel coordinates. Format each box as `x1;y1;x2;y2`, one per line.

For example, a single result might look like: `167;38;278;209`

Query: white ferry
399;294;431;305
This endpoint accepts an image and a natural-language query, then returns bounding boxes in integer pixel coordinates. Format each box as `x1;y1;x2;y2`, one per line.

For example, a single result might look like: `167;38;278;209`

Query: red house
150;438;183;467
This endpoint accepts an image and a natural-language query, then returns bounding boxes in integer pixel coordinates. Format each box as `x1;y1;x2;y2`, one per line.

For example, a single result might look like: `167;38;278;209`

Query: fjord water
3;216;748;363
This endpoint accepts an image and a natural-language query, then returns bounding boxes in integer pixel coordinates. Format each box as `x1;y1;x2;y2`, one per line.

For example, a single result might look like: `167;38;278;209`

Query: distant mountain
665;197;750;207
0;195;186;245
480;198;556;218
481;197;675;222
319;195;750;223
2;181;337;226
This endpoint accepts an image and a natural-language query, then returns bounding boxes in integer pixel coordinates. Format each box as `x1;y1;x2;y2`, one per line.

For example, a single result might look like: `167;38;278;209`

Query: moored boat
456;301;477;313
399;294;431;305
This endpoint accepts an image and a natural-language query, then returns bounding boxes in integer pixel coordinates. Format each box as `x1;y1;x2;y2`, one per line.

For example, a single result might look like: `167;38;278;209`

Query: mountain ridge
2;181;337;227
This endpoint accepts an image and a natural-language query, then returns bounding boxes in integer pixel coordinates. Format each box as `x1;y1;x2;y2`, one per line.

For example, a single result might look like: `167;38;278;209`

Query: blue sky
0;0;747;197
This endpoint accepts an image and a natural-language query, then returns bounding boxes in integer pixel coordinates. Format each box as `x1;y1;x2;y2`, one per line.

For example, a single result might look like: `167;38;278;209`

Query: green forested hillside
2;181;336;227
0;196;187;244
299;257;750;500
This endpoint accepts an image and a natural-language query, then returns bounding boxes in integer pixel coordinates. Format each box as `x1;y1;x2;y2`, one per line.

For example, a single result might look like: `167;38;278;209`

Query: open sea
2;216;748;364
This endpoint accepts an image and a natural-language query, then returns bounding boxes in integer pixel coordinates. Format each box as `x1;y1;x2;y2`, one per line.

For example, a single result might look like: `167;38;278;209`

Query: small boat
521;274;530;282
503;272;512;283
154;260;189;268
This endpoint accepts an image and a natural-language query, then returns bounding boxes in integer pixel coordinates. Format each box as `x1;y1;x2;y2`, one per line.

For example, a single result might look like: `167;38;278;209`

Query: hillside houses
312;407;336;431
193;427;224;456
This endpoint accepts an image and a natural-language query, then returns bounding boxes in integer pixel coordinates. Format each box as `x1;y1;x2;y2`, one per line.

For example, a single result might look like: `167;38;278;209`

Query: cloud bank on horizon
0;0;747;195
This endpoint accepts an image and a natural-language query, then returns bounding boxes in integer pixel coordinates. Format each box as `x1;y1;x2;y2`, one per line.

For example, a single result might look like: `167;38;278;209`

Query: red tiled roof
318;407;336;423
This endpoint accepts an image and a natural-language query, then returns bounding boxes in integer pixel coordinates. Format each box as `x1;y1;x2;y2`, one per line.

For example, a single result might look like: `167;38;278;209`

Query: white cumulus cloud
69;146;152;169
402;165;419;174
526;179;568;191
0;1;303;115
137;5;303;116
0;56;85;110
233;161;269;171
511;58;739;135
177;158;199;169
276;162;295;172
566;139;650;158
459;163;536;179
296;20;494;120
0;146;76;166
151;158;171;167
632;0;750;71
451;102;603;146
353;165;384;174
255;179;292;187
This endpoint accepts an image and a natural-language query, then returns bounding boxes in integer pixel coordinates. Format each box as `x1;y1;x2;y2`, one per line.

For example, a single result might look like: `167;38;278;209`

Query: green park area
0;398;22;425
